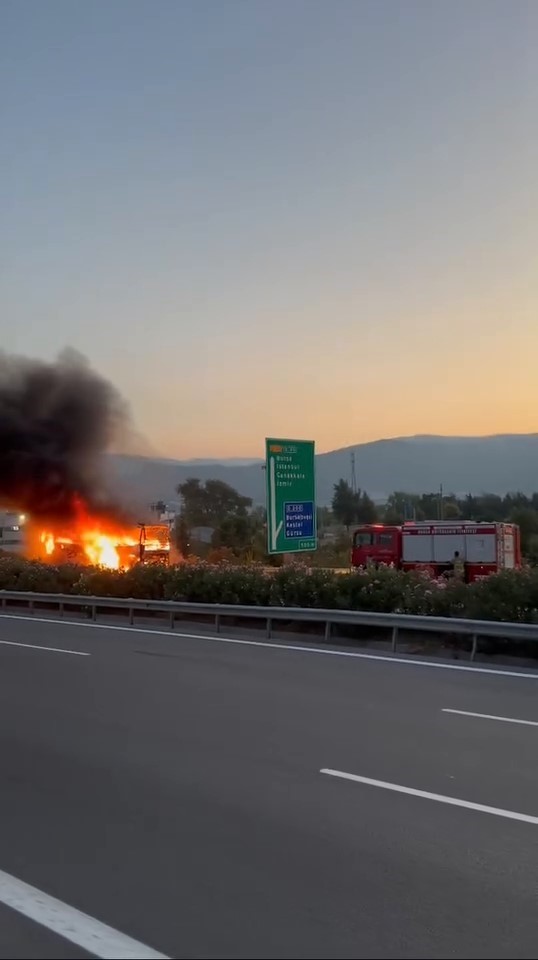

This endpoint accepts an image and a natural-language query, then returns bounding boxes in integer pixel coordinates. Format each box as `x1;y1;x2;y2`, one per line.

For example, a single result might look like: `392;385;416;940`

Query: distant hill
106;434;538;508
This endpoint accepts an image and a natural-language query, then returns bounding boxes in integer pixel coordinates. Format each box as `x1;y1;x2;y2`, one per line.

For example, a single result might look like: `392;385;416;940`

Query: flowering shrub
0;557;82;593
0;557;537;623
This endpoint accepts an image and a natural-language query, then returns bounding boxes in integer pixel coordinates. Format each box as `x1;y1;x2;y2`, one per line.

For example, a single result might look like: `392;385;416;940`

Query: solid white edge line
442;708;538;726
0;867;169;959
1;613;538;679
320;769;538;825
0;638;89;657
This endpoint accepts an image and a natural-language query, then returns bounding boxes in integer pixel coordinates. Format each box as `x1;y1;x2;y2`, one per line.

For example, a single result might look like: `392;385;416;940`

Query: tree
177;478;252;528
356;491;378;523
173;514;191;557
332;480;378;528
383;492;422;524
382;491;460;522
470;493;504;522
417;492;461;519
503;492;530;513
203;479;252;525
332;479;358;529
442;500;461;520
212;514;254;551
417;493;442;518
176;478;207;527
317;506;332;532
248;506;268;559
508;507;538;555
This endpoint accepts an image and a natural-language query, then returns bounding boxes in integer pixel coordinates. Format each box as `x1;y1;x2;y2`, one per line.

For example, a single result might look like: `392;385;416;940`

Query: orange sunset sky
2;1;537;458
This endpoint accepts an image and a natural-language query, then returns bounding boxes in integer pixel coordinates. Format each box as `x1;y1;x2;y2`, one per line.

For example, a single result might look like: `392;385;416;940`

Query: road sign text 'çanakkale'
265;439;317;554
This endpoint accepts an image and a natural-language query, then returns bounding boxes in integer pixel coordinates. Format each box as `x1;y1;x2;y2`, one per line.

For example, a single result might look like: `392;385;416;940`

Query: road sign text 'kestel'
265;439;316;554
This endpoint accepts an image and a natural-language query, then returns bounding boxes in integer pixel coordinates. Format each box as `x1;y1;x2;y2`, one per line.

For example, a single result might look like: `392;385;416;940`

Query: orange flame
40;532;55;556
80;531;132;569
31;498;169;570
37;525;138;569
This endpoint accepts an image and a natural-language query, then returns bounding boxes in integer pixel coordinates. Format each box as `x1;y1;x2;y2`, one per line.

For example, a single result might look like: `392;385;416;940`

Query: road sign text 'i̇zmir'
265;439;317;554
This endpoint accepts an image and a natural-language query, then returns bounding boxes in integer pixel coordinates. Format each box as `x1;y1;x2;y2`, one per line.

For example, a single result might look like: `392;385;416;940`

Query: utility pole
439;483;444;520
350;450;357;494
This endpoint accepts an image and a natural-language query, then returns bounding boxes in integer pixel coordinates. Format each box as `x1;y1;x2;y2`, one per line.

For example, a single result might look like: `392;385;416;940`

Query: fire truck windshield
354;531;373;546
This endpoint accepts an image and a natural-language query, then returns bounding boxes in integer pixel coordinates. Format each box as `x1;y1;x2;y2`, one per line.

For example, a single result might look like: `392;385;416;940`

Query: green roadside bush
0;557;83;594
0;556;537;623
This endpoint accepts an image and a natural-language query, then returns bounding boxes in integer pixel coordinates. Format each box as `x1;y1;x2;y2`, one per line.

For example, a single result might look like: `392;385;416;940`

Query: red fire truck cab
351;521;521;582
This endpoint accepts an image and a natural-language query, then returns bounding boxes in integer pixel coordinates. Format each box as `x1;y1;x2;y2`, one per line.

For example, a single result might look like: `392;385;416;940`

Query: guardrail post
169;610;175;630
29;599;34;616
1;595;5;610
59;601;64;618
129;607;134;626
391;626;398;652
91;605;97;622
470;634;478;661
215;613;220;634
325;621;331;641
266;618;272;639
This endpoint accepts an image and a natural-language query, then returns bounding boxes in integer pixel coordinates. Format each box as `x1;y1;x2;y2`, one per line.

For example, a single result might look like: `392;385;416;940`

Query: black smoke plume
0;349;128;520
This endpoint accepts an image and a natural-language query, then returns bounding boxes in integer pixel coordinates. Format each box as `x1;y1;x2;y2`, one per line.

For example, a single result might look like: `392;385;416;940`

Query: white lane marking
0;638;89;657
320;768;538;825
0;867;168;958
1;613;538;679
442;708;538;727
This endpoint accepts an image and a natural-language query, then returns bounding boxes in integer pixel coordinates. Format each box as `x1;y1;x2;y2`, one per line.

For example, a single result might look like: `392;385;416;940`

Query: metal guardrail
1;590;538;660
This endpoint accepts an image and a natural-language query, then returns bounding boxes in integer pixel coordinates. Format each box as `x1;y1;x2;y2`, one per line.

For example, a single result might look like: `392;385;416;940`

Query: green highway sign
265;438;317;554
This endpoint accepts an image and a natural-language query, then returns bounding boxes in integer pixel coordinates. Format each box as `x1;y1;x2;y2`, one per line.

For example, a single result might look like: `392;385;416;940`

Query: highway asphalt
0;613;538;958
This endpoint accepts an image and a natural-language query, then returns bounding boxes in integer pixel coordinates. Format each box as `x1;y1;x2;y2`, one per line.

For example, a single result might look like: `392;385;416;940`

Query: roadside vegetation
1;556;538;624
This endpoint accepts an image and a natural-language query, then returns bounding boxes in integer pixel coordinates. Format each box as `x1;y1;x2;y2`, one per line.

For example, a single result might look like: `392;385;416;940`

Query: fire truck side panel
501;525;516;569
401;529;433;563
464;528;496;563
432;531;466;563
511;524;520;565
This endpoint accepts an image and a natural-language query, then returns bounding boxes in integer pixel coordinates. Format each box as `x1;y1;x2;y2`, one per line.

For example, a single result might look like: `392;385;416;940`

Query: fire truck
351;521;521;582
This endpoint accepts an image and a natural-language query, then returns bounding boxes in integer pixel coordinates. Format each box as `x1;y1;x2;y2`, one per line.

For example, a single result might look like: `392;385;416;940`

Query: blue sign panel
284;501;315;539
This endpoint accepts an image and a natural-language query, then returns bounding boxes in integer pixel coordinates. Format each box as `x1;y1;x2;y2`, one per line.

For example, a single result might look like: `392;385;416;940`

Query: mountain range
106;434;538;509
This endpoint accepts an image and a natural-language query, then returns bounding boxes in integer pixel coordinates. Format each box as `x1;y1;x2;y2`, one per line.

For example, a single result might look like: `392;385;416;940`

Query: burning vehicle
33;506;171;570
0;349;170;569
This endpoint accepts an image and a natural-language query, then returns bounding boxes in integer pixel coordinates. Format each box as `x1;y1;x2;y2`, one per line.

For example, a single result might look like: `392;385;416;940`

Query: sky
2;0;538;458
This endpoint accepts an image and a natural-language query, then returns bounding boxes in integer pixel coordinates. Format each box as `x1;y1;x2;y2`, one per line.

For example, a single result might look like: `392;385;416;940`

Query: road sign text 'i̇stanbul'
265;439;317;554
